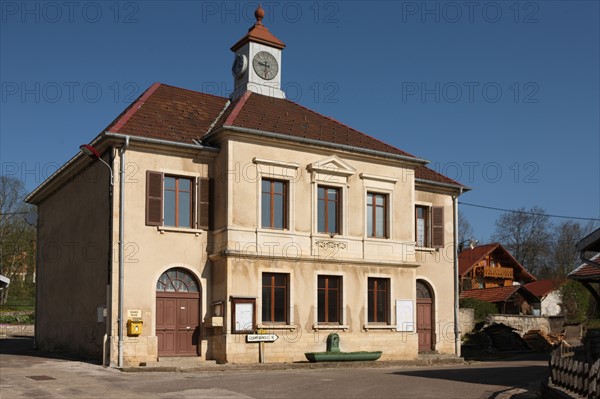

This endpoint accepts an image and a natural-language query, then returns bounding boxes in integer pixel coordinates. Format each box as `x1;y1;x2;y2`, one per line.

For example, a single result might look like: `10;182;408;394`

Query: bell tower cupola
230;5;286;99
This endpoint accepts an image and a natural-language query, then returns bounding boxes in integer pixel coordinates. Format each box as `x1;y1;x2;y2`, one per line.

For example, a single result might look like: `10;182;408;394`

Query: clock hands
258;60;270;75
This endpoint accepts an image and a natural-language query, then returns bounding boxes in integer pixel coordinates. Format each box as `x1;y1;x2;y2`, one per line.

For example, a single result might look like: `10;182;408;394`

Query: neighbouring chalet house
525;280;564;317
569;249;600;310
25;7;468;367
459;243;539;315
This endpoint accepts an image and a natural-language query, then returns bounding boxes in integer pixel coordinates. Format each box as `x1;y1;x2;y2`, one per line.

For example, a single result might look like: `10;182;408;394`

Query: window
368;278;389;323
145;171;211;230
367;192;387;238
415;206;429;247
318;186;340;234
156;268;199;292
164;176;193;228
415;205;444;248
262;273;288;323
261;179;287;229
318;275;342;323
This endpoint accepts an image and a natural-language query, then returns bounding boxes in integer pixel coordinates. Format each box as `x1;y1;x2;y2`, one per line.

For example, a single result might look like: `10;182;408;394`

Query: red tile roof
524;280;564;297
568;254;600;280
231;5;285;51
104;83;229;145
460;286;522;303
102;83;465;187
213;89;417;158
458;243;536;283
459;244;499;275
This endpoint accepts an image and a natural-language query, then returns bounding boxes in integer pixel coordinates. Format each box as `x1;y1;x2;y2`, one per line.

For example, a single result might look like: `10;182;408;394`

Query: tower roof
231;5;286;51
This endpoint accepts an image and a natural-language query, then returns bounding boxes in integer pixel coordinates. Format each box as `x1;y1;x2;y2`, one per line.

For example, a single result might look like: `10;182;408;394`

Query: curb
122;357;466;373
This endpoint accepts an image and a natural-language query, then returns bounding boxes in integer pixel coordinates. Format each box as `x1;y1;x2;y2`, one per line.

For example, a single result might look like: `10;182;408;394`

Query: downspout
453;187;463;357
117;136;129;368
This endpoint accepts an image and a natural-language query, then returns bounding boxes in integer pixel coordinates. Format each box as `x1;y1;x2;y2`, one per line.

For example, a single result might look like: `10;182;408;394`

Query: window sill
363;324;397;331
157;226;204;236
416;246;436;252
257;324;297;330
312;324;348;331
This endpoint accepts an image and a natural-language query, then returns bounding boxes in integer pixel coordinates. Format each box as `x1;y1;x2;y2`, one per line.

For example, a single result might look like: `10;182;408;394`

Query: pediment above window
308;156;356;184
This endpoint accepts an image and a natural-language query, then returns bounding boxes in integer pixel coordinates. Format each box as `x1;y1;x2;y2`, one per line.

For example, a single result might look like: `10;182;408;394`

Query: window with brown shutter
146;171;163;226
431;206;444;248
197;177;210;230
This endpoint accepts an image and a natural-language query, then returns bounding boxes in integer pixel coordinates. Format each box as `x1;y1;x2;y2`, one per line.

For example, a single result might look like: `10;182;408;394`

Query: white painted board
396;300;415;332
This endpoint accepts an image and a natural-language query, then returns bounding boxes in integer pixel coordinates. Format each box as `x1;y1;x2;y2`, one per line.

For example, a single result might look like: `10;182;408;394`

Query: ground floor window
318;275;342;324
368;277;389;323
262;273;288;323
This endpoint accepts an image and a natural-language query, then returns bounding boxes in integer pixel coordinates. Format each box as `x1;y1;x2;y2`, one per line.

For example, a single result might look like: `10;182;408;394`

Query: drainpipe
117;137;129;368
453;188;463;357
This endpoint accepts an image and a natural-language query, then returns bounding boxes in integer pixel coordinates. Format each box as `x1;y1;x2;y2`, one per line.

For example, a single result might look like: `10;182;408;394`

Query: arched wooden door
156;268;201;357
416;280;434;352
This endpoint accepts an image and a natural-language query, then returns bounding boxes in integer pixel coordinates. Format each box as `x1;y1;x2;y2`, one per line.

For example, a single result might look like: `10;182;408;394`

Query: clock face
232;53;247;79
252;51;278;80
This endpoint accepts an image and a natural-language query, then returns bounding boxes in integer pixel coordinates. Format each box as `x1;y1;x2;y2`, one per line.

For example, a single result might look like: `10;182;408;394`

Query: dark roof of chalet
568;253;600;281
103;82;464;187
458;243;537;283
460;285;539;303
524;279;564;298
576;228;600;253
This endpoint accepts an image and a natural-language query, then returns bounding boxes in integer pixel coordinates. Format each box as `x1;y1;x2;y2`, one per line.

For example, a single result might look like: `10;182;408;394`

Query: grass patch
0;312;35;324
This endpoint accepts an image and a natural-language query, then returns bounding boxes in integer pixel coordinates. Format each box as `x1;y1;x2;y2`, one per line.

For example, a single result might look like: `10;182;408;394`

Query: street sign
246;334;278;343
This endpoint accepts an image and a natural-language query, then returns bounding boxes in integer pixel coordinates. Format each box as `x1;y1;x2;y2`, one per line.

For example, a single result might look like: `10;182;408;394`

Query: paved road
1;337;549;398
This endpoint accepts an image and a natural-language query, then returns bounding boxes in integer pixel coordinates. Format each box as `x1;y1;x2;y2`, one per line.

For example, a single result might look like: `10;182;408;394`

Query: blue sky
1;0;599;241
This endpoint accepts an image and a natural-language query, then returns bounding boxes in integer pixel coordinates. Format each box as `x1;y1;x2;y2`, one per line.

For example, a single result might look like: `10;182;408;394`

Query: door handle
186;326;191;330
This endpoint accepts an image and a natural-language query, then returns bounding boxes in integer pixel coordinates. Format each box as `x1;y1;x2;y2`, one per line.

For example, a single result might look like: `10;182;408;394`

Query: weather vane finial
255;4;265;25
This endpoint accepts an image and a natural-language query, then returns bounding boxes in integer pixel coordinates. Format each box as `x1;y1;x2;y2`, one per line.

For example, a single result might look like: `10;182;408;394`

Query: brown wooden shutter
431;206;444;248
146;171;163;226
197;177;210;230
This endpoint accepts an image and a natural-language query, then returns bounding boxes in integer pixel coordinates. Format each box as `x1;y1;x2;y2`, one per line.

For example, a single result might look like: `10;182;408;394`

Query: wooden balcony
483;266;513;279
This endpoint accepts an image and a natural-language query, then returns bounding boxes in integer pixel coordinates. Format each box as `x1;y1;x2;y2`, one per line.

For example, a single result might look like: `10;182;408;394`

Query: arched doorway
416;280;434;352
156;268;201;357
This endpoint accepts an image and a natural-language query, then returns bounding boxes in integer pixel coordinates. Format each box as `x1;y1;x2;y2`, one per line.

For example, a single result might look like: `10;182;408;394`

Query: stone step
139;357;219;370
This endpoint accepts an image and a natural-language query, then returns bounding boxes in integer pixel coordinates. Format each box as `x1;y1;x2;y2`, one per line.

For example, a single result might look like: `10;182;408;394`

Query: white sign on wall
395;300;415;332
235;302;254;331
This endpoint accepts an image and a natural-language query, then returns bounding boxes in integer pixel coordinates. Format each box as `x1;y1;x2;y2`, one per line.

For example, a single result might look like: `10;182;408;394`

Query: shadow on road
391;364;549;388
0;336;101;365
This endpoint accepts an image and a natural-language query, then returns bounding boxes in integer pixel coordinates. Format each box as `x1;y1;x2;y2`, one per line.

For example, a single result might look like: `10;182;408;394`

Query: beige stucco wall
207;136;459;362
35;131;460;365
35;158;110;358
108;147;213;366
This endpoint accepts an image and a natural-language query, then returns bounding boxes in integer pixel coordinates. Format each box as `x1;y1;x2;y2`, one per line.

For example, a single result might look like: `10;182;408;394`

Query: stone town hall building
26;7;468;367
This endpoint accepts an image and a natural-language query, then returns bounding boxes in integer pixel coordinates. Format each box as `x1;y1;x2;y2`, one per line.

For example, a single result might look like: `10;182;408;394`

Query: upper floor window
368;277;389;323
318;275;342;324
261;179;287;229
318;186;340;234
146;171;211;230
415;206;429;247
164;176;193;228
367;192;388;238
262;273;289;323
415;205;445;248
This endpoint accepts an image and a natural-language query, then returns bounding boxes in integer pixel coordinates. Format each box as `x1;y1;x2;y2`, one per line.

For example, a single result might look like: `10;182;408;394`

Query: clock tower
230;5;286;99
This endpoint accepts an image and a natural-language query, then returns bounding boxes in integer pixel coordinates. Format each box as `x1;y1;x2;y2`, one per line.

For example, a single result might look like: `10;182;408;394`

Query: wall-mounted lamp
79;144;114;186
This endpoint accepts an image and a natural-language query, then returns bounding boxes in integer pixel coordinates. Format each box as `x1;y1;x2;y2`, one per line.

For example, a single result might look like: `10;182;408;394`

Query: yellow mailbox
127;319;143;336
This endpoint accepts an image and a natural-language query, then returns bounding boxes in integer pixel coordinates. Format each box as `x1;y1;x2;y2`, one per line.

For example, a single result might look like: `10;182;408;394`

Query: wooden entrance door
156;268;201;357
416;280;434;352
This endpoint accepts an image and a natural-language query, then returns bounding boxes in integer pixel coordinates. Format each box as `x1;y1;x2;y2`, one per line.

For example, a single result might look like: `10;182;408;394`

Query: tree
491;206;551;277
548;221;593;278
560;280;592;323
0;176;36;305
458;212;475;245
